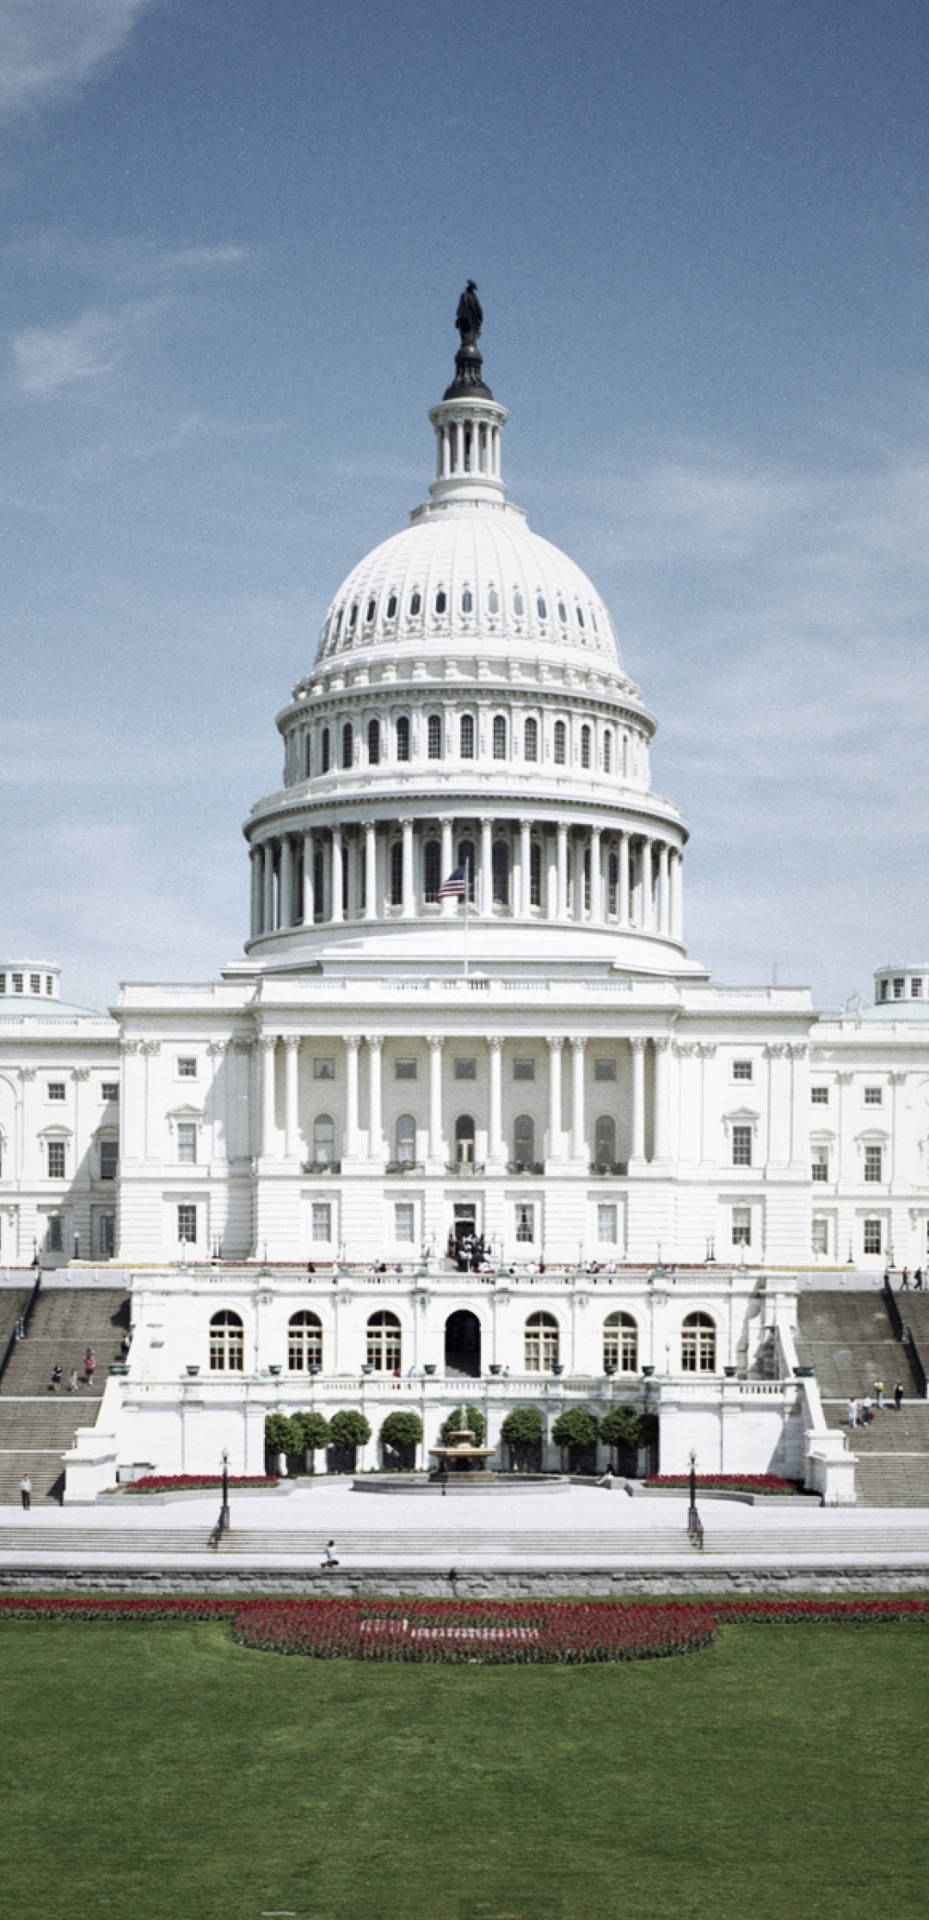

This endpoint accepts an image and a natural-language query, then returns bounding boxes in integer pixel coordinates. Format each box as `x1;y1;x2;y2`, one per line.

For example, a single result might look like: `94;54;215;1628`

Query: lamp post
687;1447;701;1546
219;1448;230;1535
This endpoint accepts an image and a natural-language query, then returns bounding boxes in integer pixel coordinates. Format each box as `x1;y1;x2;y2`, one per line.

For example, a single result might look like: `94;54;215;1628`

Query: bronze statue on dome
455;281;483;346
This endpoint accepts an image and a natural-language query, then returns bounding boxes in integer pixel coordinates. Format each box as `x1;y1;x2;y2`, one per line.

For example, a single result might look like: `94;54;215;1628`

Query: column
280;836;294;929
657;842;670;936
765;1045;791;1168
670;847;683;942
284;1037;300;1159
589;825;603;924
250;849;261;938
260;1035;277;1158
480;816;492;915
262;842;275;934
572;835;584;923
368;1036;383;1160
546;830;558;920
441;819;455;915
652;1037;671;1162
789;1045;810;1171
488;1035;504;1164
618;830;630;928
519;818;532;918
401;817;415;918
557;822;569;920
344;1038;359;1158
330;829;344;924
571;1038;587;1160
641;838;654;931
630;1038;646;1164
547;1037;563;1161
363;821;377;921
428;1036;444;1163
302;830;315;925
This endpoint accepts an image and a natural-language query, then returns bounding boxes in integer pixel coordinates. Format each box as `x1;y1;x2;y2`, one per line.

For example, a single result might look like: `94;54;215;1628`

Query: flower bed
119;1475;280;1495
643;1473;803;1494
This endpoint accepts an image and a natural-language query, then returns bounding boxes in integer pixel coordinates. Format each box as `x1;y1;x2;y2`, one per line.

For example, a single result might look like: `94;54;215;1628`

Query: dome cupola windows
492;714;507;759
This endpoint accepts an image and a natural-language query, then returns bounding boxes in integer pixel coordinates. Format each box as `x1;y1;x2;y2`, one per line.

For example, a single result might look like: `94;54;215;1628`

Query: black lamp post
219;1448;230;1535
687;1448;700;1543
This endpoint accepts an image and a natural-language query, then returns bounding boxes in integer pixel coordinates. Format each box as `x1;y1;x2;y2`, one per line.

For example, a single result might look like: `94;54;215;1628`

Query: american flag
437;863;467;900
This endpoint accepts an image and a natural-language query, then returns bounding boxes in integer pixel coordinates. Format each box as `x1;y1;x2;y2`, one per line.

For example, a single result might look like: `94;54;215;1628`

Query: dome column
302;831;315;925
488;1035;505;1166
280;836;294;929
547;1037;564;1162
519;819;532;918
441;820;455;915
670;848;683;942
556;823;569;920
262;842;275;934
590;826;603;924
401;817;415;918
330;829;344;924
363;822;377;921
546;831;558;920
249;849;262;938
480;817;492;916
629;1038;647;1167
572;835;585;923
657;842;670;936
618;832;630;928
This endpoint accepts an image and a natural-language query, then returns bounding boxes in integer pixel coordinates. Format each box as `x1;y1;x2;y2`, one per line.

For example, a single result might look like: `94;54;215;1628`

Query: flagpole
463;857;470;978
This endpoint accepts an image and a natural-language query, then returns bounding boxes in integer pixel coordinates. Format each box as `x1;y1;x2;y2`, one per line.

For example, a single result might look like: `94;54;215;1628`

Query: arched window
435;588;447;615
365;598;376;624
410;590;422;616
553;719;566;765
581;724;591;769
427;714;442;759
513;1114;535;1167
594;1115;616;1167
455;1114;475;1166
367;718;380;765
341;723;353;770
557;600;567;623
367;1310;402;1372
681;1312;717;1373
288;1311;322;1372
209;1310;244;1373
530;840;542;906
492;839;510;907
321;727;331;774
537;595;547;619
313;848;324;919
423;838;441;903
461;587;473;613
396;715;410;761
608;851;619;916
525;1310;559;1373
576;605;585;630
304;735;312;779
603;730;612;773
492;714;507;759
513;589;524;616
524;717;538;762
488;587;500;615
395;1113;417;1165
313;1114;336;1166
386;592;398;619
457;839;476;902
584;846;591;912
460;713;475;759
348;602;358;631
603;1312;637;1374
333;610;342;644
389;841;403;906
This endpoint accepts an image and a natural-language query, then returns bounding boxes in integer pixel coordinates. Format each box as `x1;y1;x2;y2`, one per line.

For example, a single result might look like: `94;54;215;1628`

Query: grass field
2;1615;927;1920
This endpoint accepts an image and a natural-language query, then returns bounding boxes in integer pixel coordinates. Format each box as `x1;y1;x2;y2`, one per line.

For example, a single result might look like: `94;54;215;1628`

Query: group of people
893;1268;925;1290
49;1348;96;1394
847;1379;905;1425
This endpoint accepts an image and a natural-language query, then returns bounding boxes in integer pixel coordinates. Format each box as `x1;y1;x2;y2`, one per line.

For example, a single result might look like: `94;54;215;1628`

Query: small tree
292;1410;331;1474
500;1403;543;1471
264;1412;300;1472
551;1405;599;1473
379;1409;423;1470
327;1408;372;1473
439;1403;486;1446
599;1406;658;1474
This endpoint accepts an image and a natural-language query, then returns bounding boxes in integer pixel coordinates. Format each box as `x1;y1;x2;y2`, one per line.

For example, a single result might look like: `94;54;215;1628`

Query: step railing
0;1270;42;1390
882;1277;928;1398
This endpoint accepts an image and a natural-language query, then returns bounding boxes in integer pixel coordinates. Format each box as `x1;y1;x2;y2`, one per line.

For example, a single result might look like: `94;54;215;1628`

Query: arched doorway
445;1309;481;1377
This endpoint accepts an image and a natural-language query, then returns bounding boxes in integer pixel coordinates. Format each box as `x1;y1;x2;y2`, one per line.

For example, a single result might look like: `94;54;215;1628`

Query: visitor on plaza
894;1381;905;1410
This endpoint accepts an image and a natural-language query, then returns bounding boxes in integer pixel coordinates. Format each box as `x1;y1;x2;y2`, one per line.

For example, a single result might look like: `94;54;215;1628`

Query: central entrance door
445;1309;481;1377
450;1202;478;1269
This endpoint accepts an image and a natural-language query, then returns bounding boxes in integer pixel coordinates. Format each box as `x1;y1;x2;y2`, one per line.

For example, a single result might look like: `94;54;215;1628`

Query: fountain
428;1410;496;1480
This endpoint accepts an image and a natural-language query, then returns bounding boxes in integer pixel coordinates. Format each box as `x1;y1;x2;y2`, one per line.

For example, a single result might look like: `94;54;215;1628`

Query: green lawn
1;1616;927;1920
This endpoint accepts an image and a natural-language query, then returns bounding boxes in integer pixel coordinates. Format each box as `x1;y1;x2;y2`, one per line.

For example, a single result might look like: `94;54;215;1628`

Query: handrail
0;1268;42;1389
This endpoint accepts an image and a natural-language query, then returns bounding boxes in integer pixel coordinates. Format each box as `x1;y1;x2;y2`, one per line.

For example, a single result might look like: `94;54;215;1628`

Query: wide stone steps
0;1400;101;1507
795;1290;916;1400
0;1289;129;1397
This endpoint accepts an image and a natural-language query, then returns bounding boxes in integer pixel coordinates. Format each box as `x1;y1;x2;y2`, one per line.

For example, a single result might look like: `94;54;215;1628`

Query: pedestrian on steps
84;1348;95;1388
894;1381;905;1411
321;1539;339;1568
847;1398;857;1427
874;1378;884;1409
50;1362;62;1392
19;1474;31;1511
68;1369;79;1392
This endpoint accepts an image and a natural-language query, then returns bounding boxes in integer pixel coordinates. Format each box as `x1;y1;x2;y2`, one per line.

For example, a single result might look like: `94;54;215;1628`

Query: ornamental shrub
551;1405;599;1470
327;1409;372;1470
379;1410;423;1469
292;1411;331;1468
438;1403;486;1446
500;1403;543;1470
265;1413;300;1462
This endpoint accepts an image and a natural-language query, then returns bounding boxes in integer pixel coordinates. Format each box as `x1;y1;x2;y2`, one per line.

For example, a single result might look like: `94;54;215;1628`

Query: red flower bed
121;1475;279;1494
643;1473;803;1493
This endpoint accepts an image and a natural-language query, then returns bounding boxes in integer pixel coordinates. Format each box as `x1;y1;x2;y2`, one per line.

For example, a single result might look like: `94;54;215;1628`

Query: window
864;1086;882;1106
366;598;376;624
525;1310;558;1370
576;606;585;630
348;602;358;632
288;1311;322;1371
492;840;510;907
177;1058;197;1080
177;1203;197;1243
513;1058;535;1081
0;975;4;992
435;589;447;615
879;979;889;1001
603;1311;637;1371
811;1087;829;1105
177;1122;197;1165
580;725;591;769
423;838;441;902
367;1310;401;1372
47;1141;65;1179
98;1214;115;1259
313;1057;335;1080
537;595;547;618
459;713;475;758
395;1059;417;1081
732;1207;752;1247
811;1147;829;1183
530;840;542;907
410;590;422;616
209;1310;243;1372
47;1082;66;1102
731;1124;752;1167
46;1214;63;1252
386;592;397;619
812;1218;829;1256
513;1115;535;1166
100;1140;118;1180
513;589;524;616
524;716;538;762
515;1203;535;1243
394;1202;415;1243
461;588;473;613
395;1114;416;1164
553;719;566;765
321;727;331;773
681;1312;716;1373
427;714;442;759
30;973;41;994
732;1061;753;1082
102;1082;119;1103
396;715;411;761
488;588;499;615
367;718;380;765
492;714;507;759
457;839;476;901
311;1202;332;1241
864;1144;883;1183
557;601;567;623
594;1115;616;1166
597;1205;618;1245
313;1114;336;1164
12;973;23;993
893;977;905;999
341;722;353;770
454;1115;475;1165
454;1058;477;1080
595;1058;616;1081
863;1218;882;1255
389;842;403;905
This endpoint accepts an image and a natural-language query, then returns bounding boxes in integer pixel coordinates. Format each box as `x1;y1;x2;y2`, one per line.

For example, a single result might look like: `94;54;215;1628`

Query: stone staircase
795;1290;918;1399
0;1288;129;1506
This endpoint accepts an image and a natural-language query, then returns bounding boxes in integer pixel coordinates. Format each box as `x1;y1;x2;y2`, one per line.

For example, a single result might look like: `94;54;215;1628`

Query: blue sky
3;0;928;1011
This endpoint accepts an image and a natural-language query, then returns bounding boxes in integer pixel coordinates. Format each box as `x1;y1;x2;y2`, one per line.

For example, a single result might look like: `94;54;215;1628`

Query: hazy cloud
11;300;159;394
0;0;157;120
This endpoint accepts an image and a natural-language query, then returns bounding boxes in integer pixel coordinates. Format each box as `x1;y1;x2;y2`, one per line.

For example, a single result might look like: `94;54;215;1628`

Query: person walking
50;1362;62;1392
84;1348;95;1389
861;1394;873;1425
847;1398;857;1427
894;1381;905;1411
19;1474;31;1512
68;1368;79;1392
874;1378;884;1410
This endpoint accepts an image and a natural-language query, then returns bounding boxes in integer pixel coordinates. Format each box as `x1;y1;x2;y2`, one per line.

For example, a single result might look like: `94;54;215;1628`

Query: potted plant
488;1362;503;1375
269;1363;282;1376
185;1364;200;1377
424;1362;437;1375
551;1362;565;1376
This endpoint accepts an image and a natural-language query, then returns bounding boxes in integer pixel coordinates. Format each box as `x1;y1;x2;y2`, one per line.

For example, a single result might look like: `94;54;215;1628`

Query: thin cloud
0;0;158;120
11;300;159;395
162;245;250;271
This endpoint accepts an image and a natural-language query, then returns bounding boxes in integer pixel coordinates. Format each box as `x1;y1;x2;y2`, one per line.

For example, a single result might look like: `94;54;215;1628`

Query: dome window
427;714;442;760
513;590;524;616
461;588;473;614
603;730;612;773
389;842;403;905
608;851;619;915
530;841;542;907
387;593;398;619
492;840;510;907
304;736;312;779
460;714;475;759
581;725;591;770
591;611;599;632
423;838;441;902
492;714;507;760
349;603;358;630
553;720;566;766
576;606;585;628
333;610;343;641
342;723;353;770
368;719;380;766
457;840;476;901
321;728;331;774
410;590;422;616
396;715;411;762
524;717;538;763
537;596;547;619
366;598;376;624
435;589;447;615
488;588;500;615
558;601;567;623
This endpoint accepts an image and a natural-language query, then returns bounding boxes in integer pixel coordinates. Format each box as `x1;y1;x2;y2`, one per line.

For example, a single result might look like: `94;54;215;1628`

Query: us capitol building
3;293;928;1498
